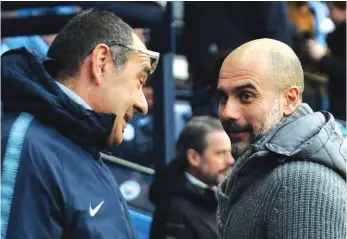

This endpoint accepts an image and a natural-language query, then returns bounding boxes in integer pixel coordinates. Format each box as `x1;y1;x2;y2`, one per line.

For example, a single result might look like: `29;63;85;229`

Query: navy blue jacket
1;48;136;239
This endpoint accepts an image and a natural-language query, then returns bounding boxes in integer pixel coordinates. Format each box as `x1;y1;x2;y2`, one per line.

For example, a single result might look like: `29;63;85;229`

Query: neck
186;167;209;186
185;170;209;189
58;76;95;110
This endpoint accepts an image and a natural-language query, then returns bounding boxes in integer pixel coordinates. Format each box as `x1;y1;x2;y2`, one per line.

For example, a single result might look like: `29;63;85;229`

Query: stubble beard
231;96;281;159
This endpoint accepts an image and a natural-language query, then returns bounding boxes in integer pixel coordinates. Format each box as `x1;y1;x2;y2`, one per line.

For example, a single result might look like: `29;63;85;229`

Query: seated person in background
150;116;234;239
306;1;346;120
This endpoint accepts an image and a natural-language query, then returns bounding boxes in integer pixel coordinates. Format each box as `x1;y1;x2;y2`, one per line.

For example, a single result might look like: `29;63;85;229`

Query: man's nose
219;98;241;121
226;153;235;167
134;90;148;115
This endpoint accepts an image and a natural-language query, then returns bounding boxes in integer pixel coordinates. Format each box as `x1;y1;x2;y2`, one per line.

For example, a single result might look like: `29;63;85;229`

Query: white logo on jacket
89;201;104;217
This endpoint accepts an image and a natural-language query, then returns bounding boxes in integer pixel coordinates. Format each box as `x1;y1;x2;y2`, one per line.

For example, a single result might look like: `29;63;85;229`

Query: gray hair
47;8;133;80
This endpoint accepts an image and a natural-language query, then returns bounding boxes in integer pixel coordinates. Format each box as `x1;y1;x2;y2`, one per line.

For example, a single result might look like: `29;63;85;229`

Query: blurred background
1;1;346;238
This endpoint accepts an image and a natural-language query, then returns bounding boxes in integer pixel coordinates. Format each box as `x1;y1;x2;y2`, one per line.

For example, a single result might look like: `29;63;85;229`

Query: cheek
115;81;136;103
244;97;275;124
205;156;222;172
241;104;265;125
99;84;132;115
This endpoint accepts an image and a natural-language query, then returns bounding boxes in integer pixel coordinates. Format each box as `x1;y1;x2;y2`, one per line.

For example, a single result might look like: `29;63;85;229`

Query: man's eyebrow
234;83;259;92
217;83;259;94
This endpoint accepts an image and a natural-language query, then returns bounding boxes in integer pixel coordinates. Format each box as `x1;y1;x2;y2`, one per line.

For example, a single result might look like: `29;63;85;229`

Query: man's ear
90;44;110;86
187;148;201;168
282;86;301;116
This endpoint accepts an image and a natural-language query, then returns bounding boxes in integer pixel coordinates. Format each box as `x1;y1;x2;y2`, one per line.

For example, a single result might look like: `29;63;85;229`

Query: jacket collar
233;103;346;179
1;47;116;154
55;81;92;110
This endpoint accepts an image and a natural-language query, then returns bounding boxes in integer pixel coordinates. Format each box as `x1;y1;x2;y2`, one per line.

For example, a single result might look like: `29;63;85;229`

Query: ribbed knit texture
218;161;346;239
217;104;347;239
268;162;346;239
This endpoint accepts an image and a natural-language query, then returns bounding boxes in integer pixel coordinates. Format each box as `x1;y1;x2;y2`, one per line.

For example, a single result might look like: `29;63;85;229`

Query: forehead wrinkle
218;79;265;97
220;63;275;91
218;71;262;87
219;71;263;83
219;79;258;87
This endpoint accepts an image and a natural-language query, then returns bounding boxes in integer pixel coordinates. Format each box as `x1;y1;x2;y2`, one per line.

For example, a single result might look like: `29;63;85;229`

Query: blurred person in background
307;1;332;48
1;8;160;238
150;116;234;239
216;38;346;239
306;1;346;121
288;1;315;60
288;1;315;35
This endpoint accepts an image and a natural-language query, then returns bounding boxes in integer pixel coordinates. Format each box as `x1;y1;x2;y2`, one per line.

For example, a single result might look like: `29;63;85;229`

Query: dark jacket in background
317;22;346;120
149;160;221;239
1;48;135;239
217;104;346;239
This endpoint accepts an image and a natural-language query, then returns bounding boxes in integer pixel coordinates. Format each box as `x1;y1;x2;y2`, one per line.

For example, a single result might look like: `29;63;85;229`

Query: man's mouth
219;167;230;174
227;129;251;142
229;130;248;136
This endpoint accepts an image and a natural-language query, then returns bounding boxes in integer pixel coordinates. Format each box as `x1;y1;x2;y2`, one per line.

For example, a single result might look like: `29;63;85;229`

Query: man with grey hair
216;38;346;238
1;9;159;238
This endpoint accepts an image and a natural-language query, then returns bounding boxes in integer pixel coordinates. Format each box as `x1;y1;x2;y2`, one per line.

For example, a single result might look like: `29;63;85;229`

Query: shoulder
26;116;67;147
2;112;67;197
275;161;344;183
151;197;197;239
151;197;189;235
155;196;192;216
2;112;67;175
21;113;83;162
266;162;347;238
271;161;346;199
154;195;211;225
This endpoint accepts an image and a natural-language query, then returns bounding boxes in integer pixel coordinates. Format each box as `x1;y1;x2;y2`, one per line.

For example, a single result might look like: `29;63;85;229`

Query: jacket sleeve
150;202;196;239
2;132;65;239
267;162;346;239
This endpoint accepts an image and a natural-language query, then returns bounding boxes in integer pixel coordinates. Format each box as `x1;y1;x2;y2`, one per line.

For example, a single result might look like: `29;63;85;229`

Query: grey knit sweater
217;104;347;239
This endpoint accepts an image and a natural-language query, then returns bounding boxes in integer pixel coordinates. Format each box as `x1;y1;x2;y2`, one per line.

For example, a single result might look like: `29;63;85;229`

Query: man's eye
217;151;225;156
138;78;146;87
239;92;253;102
140;75;148;85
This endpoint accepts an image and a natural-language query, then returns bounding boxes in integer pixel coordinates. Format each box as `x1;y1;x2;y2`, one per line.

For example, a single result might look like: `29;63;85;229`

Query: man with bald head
216;39;346;239
2;9;159;238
